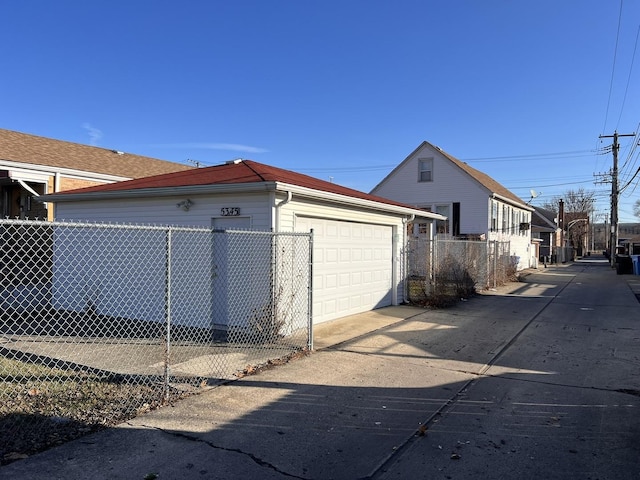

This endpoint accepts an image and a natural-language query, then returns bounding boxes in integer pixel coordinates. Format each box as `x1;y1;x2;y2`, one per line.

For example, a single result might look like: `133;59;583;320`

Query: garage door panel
337;298;350;311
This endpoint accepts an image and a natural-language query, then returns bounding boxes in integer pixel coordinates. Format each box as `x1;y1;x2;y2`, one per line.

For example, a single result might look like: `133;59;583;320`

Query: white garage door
296;217;393;324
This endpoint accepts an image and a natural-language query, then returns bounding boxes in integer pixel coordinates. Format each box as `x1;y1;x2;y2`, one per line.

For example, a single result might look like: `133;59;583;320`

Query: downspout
17;180;40;197
53;172;61;221
17;180;41;220
273;191;293;343
274;190;292;232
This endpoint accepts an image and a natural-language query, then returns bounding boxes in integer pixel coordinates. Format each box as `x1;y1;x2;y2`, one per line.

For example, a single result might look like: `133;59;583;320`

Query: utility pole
559;199;564;262
599;131;635;267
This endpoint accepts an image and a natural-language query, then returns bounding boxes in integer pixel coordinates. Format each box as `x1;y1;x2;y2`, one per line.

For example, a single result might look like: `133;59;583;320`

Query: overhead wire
618;129;640;196
601;0;625;134
615;24;640;130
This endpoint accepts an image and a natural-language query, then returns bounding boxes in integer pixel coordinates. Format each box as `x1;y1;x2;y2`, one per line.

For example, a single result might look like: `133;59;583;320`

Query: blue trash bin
631;255;640;275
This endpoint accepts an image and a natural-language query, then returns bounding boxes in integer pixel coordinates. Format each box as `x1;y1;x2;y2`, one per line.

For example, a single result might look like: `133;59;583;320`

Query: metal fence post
432;235;438;293
493;240;498;288
163;226;172;402
307;229;314;350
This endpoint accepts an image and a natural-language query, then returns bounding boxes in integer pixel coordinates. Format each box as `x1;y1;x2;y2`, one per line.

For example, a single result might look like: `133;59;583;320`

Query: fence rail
0;219;311;460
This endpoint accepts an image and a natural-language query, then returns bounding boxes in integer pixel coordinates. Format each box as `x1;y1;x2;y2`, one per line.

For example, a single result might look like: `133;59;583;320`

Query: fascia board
0;159;128;183
40;182;278;202
2;168;51;183
491;193;534;212
531;225;557;233
274;182;447;220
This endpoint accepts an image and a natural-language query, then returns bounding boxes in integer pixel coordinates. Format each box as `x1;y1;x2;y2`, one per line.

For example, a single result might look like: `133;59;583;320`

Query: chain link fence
0;219;311;462
405;237;513;304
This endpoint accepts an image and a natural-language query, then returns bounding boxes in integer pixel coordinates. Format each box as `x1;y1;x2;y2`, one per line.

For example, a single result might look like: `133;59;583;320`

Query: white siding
54;192;273;230
487;200;533;269
372;144;490;234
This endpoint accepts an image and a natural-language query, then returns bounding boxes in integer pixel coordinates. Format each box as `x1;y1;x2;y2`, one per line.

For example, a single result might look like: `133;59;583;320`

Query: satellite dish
530;189;538;199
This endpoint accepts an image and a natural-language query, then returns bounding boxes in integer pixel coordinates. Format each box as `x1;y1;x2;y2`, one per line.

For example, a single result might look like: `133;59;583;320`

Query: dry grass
0;357;168;465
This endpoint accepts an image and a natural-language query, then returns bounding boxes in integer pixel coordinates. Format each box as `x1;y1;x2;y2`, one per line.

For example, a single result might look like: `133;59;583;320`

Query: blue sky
2;1;639;221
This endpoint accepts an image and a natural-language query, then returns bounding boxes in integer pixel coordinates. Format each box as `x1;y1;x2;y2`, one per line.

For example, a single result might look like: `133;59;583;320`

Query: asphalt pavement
2;255;639;479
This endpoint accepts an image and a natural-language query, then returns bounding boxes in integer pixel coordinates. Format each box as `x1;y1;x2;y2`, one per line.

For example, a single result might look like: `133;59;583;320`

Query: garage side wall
53;192;273;230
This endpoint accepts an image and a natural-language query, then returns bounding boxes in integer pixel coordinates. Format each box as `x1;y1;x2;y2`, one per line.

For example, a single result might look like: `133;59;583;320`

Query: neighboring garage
41;159;445;325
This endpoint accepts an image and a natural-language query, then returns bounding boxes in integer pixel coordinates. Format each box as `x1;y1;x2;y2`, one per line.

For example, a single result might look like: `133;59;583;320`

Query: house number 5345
221;207;240;216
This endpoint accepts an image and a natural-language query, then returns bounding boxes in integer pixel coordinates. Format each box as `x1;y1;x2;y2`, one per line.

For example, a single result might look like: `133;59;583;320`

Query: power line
298;149;605;173
601;0;625;134
461;149;602;162
512;180;596;189
615;24;640;130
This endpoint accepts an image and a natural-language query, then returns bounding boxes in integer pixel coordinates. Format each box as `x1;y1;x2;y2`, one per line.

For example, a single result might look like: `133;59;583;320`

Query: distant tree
538;188;596;254
539;188;596;217
634;198;640;220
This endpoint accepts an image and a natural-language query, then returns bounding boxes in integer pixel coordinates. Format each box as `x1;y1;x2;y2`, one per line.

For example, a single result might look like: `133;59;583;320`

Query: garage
42;159;444;326
296;217;393;323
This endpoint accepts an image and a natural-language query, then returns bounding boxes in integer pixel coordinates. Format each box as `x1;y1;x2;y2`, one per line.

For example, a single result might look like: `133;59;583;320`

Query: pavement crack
439;369;640;398
615;388;640;397
136;423;307;479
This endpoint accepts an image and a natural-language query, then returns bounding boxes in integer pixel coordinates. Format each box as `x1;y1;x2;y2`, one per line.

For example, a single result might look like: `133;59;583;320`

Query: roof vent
225;158;243;164
112;150;125;155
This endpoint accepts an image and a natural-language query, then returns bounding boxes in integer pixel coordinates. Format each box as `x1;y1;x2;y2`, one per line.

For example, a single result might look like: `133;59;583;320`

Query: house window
502;205;508;233
418;158;433;182
413;206;433;236
519;212;531;235
491;201;498;232
435;204;449;234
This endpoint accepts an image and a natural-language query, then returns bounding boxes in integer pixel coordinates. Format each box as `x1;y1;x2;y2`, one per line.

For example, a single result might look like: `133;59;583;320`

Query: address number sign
221;207;241;216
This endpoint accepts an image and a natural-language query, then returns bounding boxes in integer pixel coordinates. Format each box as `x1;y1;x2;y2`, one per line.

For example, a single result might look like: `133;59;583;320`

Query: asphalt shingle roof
0;128;193;179
51;159;422;211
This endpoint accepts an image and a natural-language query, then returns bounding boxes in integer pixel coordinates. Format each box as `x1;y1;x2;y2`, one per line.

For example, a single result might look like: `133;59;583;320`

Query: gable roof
0;128;193;179
372;141;531;210
41;159;445;220
532;206;558;229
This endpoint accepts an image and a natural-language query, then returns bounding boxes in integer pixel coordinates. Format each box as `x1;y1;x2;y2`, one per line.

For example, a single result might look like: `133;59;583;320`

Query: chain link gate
0;219;311;461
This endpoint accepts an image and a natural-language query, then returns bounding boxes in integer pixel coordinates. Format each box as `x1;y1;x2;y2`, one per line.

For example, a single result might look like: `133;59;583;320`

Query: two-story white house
370;141;534;270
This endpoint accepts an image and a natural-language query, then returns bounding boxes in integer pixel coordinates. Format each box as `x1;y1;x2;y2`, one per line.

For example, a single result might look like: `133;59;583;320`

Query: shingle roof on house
432;144;527;207
532;206;558;228
46;159;430;212
0;128;193;178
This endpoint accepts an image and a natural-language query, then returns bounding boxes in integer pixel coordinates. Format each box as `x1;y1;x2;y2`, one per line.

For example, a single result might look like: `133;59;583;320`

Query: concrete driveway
2;256;639;479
